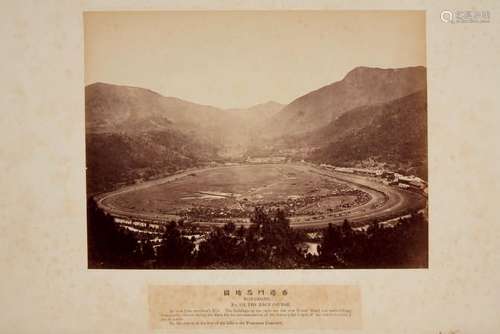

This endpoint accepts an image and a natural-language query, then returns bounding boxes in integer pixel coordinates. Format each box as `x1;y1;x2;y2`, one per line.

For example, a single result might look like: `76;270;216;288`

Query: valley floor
96;162;427;231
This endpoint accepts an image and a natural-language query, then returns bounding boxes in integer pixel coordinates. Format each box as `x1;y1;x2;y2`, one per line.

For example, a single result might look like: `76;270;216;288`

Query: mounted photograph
84;11;428;269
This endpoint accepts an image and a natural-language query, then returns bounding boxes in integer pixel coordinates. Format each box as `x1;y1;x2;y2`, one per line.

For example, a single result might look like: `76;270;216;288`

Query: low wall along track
96;163;427;230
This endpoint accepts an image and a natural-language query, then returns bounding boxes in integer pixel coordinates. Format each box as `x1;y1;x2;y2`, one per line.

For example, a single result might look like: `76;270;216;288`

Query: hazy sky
85;11;426;109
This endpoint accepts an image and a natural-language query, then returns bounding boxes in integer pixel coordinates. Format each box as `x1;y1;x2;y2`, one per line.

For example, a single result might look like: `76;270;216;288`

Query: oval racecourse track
96;163;427;229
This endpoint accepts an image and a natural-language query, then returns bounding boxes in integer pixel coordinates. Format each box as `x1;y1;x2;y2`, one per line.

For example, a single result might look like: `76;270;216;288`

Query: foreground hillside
88;203;428;269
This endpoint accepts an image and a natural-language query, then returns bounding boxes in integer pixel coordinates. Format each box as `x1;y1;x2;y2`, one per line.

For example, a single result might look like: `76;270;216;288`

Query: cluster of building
386;173;427;191
319;164;427;192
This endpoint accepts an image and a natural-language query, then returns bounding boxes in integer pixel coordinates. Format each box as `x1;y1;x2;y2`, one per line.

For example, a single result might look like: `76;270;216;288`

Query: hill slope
86;82;223;132
264;66;426;137
85;67;428;192
311;90;428;178
85;83;282;193
85;130;220;194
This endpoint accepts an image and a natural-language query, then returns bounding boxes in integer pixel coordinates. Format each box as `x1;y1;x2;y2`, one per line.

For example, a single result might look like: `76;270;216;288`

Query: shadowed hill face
264;66;426;137
85;130;220;194
311;90;428;179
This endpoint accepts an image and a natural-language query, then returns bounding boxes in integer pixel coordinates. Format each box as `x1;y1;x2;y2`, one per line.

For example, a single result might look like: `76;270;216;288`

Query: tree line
87;199;427;269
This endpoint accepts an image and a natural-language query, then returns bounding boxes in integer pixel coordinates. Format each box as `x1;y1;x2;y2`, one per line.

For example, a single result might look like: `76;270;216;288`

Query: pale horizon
85;11;426;109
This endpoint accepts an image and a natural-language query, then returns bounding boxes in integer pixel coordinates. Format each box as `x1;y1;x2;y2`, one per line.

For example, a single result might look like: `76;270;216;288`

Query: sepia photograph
5;1;500;332
85;11;428;269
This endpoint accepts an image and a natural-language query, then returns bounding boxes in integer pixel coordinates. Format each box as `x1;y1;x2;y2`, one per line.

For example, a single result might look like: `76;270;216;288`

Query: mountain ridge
85;66;428;193
263;66;426;137
311;89;428;179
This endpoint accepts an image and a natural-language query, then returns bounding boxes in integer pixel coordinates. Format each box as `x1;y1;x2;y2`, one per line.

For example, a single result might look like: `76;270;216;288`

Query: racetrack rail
95;163;427;229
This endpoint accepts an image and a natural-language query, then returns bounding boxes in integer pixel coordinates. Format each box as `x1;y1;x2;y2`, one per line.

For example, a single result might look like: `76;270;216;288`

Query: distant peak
85;82;163;96
86;82;111;88
345;65;426;79
260;100;283;107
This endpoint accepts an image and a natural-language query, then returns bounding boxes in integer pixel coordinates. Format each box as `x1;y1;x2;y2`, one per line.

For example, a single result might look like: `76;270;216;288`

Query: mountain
227;101;283;116
86;130;219;194
264;66;426;137
86;83;283;146
86;83;283;134
225;101;284;132
85;82;226;132
85;83;282;193
85;66;428;192
311;90;428;179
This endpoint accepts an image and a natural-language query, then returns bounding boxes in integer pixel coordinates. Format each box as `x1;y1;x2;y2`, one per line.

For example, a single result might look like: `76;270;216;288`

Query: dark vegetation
242;91;428;180
87;200;154;268
310;91;428;180
85;68;429;269
87;200;428;269
316;215;428;268
85;130;218;194
261;66;427;137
